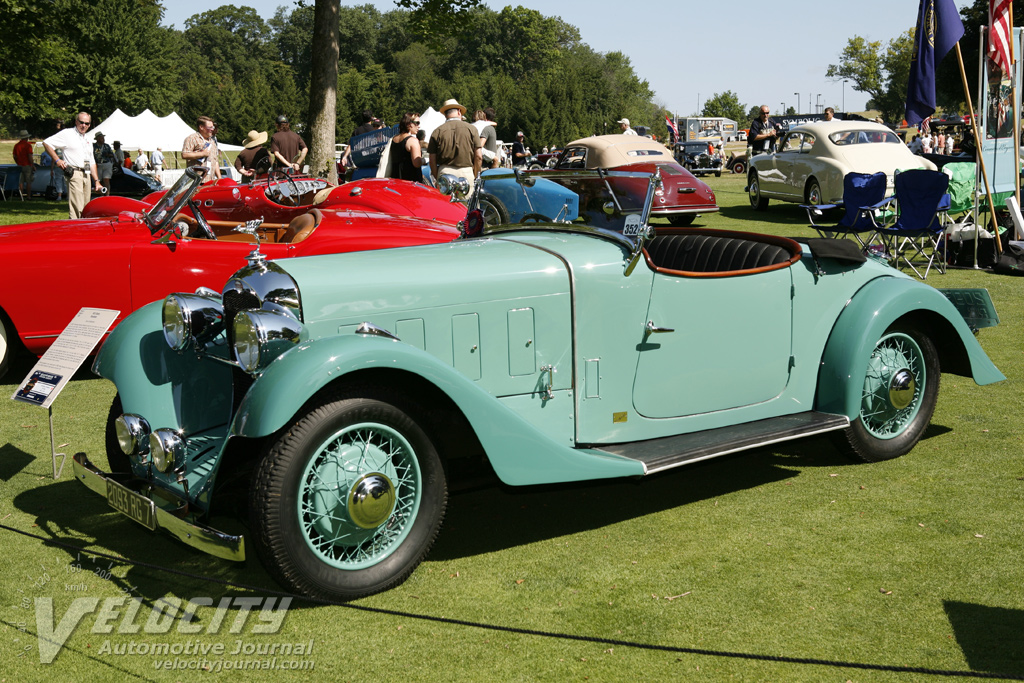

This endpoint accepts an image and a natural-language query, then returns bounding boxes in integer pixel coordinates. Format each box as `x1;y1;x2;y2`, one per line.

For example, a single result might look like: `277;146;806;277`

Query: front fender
232;334;645;485
816;278;1005;418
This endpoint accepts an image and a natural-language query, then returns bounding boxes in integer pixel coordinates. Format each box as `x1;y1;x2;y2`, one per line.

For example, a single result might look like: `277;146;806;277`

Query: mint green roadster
73;169;1004;601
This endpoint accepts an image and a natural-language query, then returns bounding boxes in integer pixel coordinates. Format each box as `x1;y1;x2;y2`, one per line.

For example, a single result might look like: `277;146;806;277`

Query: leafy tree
825;31;915;122
394;0;482;50
701;91;747;123
746;105;762;122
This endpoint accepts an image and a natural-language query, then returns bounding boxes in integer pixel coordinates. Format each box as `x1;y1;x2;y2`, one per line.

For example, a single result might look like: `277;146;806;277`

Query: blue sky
161;0;975;119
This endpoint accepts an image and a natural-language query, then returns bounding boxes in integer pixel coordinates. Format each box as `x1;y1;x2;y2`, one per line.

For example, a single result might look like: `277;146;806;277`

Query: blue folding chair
867;169;950;279
804;171;888;249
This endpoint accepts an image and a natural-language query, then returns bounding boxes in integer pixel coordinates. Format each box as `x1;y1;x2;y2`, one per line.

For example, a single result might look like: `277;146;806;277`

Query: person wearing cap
94;133;115;193
13;130;35;199
42;111;103;218
511;131;529;167
235;130;271;182
427;98;482;189
617;118;637;135
271;115;307;171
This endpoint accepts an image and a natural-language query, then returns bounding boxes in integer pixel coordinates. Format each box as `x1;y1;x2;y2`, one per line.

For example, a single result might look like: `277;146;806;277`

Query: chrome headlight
115;414;151;458
437;173;470;200
150;428;184;473
162;293;225;352
232;309;303;374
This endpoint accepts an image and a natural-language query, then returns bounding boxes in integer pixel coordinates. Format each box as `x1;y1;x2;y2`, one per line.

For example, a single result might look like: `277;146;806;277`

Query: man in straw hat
235;129;270;182
427;98;482;190
13;130;35;199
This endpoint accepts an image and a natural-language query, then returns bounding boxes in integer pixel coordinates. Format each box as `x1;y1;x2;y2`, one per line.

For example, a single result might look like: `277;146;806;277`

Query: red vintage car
548;135;718;226
0;168;461;378
129;171;466;227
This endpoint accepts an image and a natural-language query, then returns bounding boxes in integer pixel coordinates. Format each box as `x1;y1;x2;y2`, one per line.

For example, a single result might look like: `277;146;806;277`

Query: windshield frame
467;168;660;251
142;167;205;234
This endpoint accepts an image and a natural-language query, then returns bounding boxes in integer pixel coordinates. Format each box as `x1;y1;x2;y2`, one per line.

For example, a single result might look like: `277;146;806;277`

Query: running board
591;412;850;475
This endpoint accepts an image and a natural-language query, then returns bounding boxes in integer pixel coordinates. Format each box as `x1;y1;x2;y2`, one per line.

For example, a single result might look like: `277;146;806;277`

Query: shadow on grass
944;600;1024;676
11;479;281;613
433;437;850;561
0;443;35;481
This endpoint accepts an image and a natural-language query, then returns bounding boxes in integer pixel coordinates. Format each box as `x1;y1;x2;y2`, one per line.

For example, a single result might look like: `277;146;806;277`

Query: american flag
989;0;1013;75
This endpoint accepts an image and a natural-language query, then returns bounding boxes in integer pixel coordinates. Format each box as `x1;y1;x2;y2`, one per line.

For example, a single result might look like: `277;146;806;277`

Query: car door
631;266;794;419
762;132;806;200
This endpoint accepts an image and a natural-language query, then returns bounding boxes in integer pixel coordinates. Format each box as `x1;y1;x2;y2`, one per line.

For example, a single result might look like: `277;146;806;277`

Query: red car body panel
1;206;460;359
613;161;718;218
127;176;466;227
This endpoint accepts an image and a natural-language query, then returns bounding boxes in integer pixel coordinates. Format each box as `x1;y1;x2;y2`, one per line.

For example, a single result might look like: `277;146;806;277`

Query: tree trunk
307;0;340;183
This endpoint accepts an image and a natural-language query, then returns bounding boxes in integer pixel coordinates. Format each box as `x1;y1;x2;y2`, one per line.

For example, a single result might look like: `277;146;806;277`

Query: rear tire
832;326;940;462
806;179;823;206
478;193;509;226
748;174;769;210
0;312;12;381
731;160;746;175
250;387;447;601
668;214;696;227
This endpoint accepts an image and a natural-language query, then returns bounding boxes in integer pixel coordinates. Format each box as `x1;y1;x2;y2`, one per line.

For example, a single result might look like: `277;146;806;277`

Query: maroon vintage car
548;135;718;226
0;168;461;378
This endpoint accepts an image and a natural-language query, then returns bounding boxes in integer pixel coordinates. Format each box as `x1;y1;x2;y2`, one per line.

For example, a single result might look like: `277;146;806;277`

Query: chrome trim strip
72;452;245;562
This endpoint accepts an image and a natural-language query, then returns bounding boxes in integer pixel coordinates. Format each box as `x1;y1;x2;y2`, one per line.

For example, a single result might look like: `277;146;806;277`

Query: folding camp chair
867;169;950;279
803;171;887;249
942;161;978;231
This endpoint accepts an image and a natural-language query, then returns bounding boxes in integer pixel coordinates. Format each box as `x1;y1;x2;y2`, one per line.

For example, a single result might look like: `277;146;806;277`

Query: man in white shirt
617;118;638;135
43;111;103;218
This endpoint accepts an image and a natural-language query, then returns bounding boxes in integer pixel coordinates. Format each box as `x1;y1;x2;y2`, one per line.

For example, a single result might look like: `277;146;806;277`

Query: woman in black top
388;113;424;182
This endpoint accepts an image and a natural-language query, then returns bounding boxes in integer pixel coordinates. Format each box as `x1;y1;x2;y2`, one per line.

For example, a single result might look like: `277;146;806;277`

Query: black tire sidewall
252;395;446;600
104;394;133;474
836;326;941;462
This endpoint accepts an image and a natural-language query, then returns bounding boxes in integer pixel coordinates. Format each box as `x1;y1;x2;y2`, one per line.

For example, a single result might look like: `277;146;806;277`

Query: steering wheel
187;201;216;239
521;213;551;223
269;168;300;206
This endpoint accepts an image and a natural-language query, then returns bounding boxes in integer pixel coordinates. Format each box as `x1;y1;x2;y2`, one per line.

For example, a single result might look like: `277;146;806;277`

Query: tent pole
956;42;1001;265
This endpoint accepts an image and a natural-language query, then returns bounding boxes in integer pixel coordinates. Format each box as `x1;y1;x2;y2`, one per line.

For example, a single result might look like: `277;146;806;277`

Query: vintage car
675;140;724;177
72;167;1004;602
0;167;461;378
135;171;467;227
1;161;163;198
725;152;748;175
747;120;938;210
548;134;718;226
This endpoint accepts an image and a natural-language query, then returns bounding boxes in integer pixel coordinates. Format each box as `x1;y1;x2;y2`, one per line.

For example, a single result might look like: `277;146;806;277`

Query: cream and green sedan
747;120;937;210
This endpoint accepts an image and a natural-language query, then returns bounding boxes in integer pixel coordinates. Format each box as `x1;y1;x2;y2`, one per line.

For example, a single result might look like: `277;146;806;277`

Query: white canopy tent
90;108;244;152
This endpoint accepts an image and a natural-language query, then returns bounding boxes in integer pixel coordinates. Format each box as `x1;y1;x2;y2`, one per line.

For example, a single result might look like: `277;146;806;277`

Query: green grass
1;176;1022;681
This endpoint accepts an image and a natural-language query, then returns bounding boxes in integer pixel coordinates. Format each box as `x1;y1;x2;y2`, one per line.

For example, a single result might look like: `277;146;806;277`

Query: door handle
646;320;674;334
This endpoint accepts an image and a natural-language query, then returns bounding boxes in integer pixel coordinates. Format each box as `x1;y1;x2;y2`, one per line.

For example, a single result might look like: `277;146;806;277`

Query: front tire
478;193;509;226
748;174;769;210
250;388;447;601
833;326;940;462
104;395;133;474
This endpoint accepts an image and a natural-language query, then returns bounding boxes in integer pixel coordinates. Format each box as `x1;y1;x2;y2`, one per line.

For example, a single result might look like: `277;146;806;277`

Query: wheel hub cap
888;369;915;410
347;473;396;529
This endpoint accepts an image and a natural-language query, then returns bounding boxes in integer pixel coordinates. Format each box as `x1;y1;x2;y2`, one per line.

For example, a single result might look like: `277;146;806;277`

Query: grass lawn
0;175;1021;681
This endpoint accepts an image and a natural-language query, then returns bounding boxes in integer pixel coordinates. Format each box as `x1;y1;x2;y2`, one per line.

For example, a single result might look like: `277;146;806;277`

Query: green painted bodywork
97;227;1004;498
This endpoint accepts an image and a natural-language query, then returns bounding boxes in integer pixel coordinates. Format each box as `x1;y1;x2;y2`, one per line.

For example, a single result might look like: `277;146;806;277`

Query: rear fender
233;334;644;485
816;278;1005;418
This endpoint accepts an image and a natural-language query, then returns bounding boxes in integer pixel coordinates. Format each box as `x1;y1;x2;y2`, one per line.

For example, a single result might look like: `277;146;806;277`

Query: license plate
106;480;157;530
939;288;1000;329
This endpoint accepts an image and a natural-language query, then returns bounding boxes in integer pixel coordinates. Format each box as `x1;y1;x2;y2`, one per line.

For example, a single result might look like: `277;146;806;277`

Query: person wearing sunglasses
42;112;103;218
386;113;425;183
749;105;779;155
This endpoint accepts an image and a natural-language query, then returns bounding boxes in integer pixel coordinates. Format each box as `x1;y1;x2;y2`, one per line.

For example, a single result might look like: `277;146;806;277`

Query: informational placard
11;307;119;409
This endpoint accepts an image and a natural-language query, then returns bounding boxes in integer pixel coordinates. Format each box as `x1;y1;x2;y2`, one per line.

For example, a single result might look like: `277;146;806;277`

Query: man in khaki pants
43;112;102;218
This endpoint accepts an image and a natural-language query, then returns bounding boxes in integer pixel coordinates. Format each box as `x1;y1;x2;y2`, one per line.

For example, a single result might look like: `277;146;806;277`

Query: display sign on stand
11;308;119;478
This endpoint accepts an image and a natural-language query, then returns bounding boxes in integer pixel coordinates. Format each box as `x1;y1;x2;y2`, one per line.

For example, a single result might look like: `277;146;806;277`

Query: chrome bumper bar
72;452;245;561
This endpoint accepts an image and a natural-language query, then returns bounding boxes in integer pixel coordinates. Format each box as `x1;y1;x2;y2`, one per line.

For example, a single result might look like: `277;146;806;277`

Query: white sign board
11;308;119;409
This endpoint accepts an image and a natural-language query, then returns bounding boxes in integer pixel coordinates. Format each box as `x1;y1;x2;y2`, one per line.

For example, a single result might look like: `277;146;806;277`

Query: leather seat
283;208;323;243
646;233;792;273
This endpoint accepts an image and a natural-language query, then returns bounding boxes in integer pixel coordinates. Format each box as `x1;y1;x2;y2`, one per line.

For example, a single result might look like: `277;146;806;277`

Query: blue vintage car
72;168;1004;601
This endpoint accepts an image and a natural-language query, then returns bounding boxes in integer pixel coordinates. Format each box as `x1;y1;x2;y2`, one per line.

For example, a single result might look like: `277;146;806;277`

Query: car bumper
650;205;720;216
71;452;245;562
